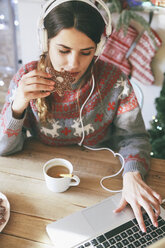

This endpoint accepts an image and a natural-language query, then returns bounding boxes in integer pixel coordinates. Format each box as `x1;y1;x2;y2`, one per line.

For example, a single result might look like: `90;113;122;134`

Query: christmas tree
148;73;165;159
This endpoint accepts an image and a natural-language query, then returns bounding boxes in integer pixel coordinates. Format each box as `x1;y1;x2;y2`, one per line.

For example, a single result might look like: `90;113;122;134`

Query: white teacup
43;158;80;193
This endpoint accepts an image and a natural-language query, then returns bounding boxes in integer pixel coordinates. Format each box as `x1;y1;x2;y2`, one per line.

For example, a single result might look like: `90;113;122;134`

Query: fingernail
154;221;158;227
141;227;146;233
45;92;50;96
50;86;55;90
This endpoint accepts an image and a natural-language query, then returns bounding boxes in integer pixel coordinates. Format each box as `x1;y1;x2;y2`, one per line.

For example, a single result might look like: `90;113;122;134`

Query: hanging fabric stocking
128;29;162;85
100;26;138;76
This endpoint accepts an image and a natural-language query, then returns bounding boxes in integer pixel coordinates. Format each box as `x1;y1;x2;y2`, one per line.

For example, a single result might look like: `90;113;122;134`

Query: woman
0;0;162;233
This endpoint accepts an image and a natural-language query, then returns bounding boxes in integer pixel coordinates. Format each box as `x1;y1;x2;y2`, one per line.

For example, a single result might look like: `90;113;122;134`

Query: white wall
17;0;42;63
17;1;165;129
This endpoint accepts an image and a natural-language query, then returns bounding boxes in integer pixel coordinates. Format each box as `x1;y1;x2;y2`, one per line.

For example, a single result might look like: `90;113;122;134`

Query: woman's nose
68;53;80;69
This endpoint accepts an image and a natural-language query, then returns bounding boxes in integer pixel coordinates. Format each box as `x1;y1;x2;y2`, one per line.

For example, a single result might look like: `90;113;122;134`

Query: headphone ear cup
95;34;106;56
40;28;48;53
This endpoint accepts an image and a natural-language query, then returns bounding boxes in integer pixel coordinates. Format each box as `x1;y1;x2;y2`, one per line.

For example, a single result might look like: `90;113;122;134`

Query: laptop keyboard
77;213;165;248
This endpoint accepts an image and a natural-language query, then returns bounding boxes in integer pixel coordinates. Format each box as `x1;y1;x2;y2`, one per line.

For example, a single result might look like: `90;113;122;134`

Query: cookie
46;67;75;96
0;199;6;226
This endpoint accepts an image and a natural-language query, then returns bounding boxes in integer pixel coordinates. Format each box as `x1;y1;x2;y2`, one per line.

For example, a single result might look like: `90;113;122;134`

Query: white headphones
38;0;112;56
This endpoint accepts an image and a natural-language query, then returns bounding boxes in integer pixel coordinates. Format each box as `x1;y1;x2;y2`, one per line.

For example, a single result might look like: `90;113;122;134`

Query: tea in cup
43;158;80;192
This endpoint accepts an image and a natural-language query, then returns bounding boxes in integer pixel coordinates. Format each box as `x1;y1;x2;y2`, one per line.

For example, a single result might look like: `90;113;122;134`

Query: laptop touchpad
82;198;124;232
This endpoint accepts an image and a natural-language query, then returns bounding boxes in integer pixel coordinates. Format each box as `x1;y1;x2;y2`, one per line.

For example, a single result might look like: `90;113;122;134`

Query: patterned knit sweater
0;59;151;177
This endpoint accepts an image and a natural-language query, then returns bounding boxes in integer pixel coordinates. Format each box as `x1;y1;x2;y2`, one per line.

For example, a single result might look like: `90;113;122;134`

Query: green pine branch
105;0;122;13
148;73;165;159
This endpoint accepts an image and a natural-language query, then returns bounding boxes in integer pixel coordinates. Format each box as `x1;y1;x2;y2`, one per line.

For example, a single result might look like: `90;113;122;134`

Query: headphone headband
38;0;112;55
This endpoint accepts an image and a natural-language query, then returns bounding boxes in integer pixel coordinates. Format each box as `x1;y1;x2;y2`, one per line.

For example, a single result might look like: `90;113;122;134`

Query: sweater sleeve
111;78;151;178
0;62;37;156
0;105;27;156
0;61;38;156
0;68;29;156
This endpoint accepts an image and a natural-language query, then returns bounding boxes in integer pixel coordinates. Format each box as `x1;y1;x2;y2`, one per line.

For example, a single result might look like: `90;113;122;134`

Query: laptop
46;193;165;248
148;237;165;248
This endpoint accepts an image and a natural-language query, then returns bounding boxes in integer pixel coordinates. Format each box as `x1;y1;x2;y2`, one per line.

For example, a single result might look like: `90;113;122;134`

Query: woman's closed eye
81;51;91;56
59;50;91;56
59;50;70;54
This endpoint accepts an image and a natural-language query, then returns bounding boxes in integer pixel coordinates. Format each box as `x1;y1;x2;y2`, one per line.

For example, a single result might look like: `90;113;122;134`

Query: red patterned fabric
117;91;139;115
100;26;162;85
1;115;20;137
128;29;162;85
100;26;138;76
125;154;149;171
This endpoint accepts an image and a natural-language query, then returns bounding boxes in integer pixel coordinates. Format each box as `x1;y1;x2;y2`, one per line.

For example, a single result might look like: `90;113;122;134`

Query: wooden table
0;138;165;248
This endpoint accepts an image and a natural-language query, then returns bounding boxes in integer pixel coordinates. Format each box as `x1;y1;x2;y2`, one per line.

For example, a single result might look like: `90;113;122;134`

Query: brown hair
36;1;105;122
36;54;53;122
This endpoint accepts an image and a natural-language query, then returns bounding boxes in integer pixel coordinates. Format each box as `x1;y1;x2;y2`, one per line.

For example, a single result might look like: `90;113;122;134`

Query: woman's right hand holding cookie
12;69;55;118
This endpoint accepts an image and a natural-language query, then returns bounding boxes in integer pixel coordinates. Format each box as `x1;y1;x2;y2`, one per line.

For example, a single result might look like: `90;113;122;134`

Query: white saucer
0;192;10;232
